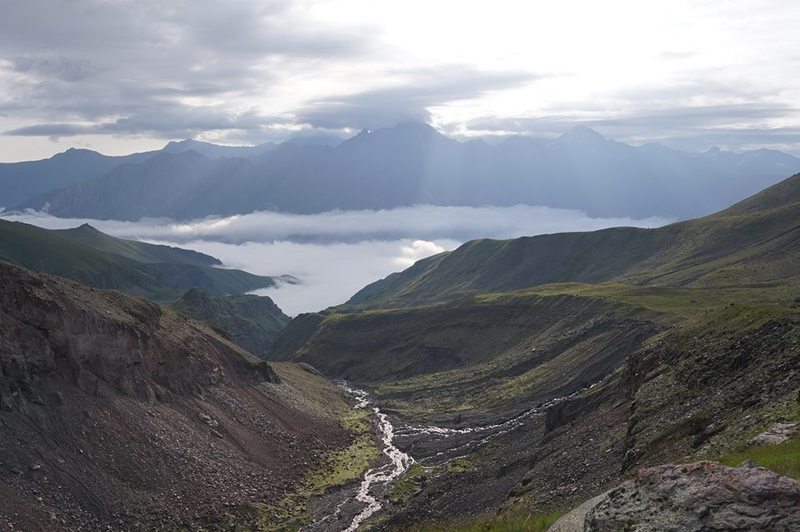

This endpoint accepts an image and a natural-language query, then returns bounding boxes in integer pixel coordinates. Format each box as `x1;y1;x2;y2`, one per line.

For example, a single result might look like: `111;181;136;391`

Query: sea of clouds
2;205;671;315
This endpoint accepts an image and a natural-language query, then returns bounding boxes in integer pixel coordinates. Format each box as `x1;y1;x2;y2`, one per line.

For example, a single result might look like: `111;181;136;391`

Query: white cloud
2;205;670;314
393;240;447;268
179;239;459;316
3;204;671;244
1;0;799;159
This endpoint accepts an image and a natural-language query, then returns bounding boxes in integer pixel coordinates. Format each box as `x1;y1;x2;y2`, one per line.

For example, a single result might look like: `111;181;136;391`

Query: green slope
55;223;220;266
272;170;800;416
173;288;290;358
348;172;800;308
0;219;275;301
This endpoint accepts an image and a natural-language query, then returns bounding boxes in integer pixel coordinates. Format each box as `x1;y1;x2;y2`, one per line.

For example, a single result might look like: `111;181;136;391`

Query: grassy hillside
0;219;276;301
55;223;220;266
173;288;290;358
349;172;800;308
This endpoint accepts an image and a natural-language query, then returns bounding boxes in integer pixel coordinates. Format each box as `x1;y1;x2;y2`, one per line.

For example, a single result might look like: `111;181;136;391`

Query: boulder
583;461;800;531
751;422;798;446
550;461;800;531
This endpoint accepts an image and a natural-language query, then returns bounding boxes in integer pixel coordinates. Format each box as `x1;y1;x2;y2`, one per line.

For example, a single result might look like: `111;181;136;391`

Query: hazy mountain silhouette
7;123;800;221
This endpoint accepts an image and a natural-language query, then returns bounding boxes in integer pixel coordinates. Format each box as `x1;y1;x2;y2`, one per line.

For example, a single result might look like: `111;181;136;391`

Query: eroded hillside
0;261;369;530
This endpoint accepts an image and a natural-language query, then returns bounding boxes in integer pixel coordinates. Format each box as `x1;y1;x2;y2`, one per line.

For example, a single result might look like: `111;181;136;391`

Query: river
307;381;599;531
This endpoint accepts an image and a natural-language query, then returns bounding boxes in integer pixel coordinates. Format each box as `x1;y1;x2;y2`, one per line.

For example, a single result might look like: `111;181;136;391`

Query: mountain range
3;123;800;221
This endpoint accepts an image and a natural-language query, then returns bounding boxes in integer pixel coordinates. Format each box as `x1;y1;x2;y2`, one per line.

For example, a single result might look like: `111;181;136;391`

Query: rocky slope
173;287;290;358
0;261;360;530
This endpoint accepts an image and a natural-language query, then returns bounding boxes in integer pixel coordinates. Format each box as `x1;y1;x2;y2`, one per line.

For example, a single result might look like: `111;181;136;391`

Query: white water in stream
310;381;600;530
339;383;414;532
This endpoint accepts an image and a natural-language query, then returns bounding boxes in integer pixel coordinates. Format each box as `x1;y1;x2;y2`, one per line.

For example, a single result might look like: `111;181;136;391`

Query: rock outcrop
751;423;798;446
550;461;800;531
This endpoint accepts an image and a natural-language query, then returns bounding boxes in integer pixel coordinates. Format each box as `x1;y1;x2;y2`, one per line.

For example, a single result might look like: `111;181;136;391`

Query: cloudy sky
1;0;799;161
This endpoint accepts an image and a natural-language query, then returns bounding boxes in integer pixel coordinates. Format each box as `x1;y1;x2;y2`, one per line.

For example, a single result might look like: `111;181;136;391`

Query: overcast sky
1;0;799;161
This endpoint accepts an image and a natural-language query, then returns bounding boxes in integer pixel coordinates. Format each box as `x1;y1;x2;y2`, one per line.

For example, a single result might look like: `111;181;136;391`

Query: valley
1;168;799;529
2;152;800;532
266;173;800;529
4;3;800;530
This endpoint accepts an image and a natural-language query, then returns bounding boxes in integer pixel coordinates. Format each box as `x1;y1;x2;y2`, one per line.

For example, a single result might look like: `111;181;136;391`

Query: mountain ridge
172;287;291;358
347;172;800;308
6;123;800;221
0;218;279;301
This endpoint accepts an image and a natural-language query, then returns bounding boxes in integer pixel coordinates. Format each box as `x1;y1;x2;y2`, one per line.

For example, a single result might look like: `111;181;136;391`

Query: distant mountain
173;287;290;358
0;148;155;208
10;123;800;221
21;150;251;220
0;219;277;301
0;139;271;209
348;171;800;307
161;139;276;159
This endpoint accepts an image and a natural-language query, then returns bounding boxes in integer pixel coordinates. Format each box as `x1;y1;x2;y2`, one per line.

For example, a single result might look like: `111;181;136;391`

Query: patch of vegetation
406;511;561;532
388;463;426;506
236;365;382;529
715;438;800;480
254;408;379;529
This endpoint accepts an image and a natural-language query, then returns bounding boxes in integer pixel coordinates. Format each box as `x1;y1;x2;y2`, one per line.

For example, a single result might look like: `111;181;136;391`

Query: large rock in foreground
551;461;800;531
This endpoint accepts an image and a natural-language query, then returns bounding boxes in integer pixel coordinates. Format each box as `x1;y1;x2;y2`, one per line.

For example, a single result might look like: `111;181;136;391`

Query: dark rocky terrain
0;261;361;530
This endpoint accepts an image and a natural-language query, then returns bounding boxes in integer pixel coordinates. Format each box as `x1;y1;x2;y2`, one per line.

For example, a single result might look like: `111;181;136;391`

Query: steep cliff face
0;261;352;530
173;287;290;358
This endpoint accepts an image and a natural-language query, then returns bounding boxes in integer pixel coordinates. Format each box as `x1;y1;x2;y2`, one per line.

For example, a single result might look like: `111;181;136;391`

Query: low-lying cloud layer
7;204;670;244
3;205;670;314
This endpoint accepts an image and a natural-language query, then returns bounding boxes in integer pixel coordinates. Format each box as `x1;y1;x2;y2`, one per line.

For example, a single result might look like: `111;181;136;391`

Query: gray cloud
296;67;540;130
467;102;800;154
0;0;366;139
0;1;798;156
4;107;280;140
